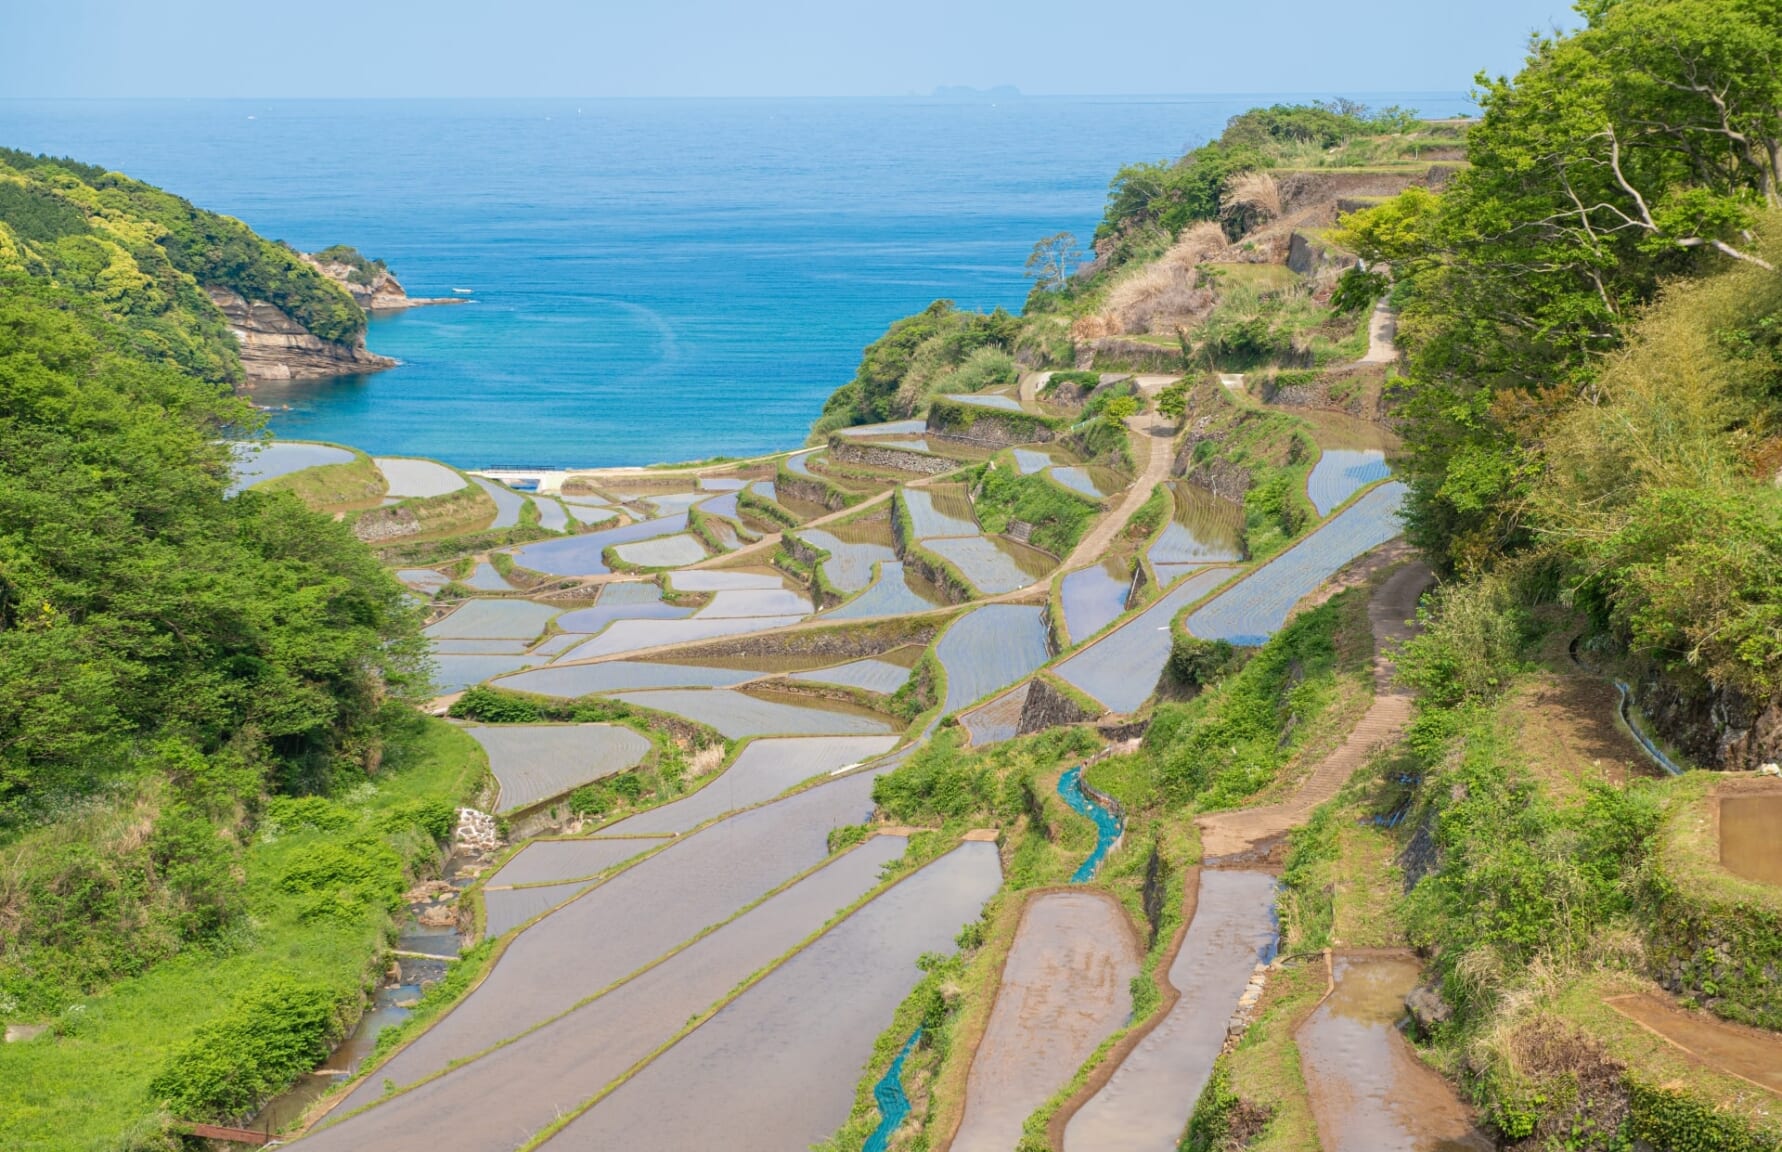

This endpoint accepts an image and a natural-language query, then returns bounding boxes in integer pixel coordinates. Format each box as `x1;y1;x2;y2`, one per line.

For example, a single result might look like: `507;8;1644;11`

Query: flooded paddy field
228;441;354;494
1151;561;1209;587
470;477;526;529
564;503;618;525
1188;482;1407;646
951;891;1140;1152
552;588;693;637
1055;566;1232;713
432;638;533;655
376;457;465;498
904;484;980;538
540;841;1004;1152
938;605;1052;713
597;734;900;838
511;513;692;577
483;837;660;890
1298;410;1399;518
603;688;898;737
925;534;1055;594
327;768;890;1114
425;599;559;640
695;588;812;617
460;562;514;591
481;880;591;938
612;533;708;568
467;724;652;813
1307;449;1391;517
1060;559;1131;643
533;497;571;533
493;660;756;697
397;568;451;595
942;392;1025;412
555;613;806;661
800;521;899;591
1720;793;1782;886
431;654;548;692
300;838;910;1152
1299;952;1492;1152
1064;869;1277;1152
1048;465;1121;499
959;683;1030;747
836;419;929;438
1147;481;1244;567
789;656;913;694
668;570;785;591
825;562;947;619
1606;992;1782;1095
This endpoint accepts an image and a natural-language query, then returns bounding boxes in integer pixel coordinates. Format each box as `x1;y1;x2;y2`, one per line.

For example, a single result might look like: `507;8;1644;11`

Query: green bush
972;465;1100;556
149;975;340;1121
278;837;405;923
1166;635;1239;688
448;686;544;723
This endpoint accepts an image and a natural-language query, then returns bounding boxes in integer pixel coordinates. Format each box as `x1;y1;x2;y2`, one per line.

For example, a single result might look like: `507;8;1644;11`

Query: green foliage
148;974;340;1121
1242;470;1309;553
448;686;543;723
1165;634;1240;689
872;731;1001;822
310;244;387;286
1329;265;1387;314
1402;706;1662;1020
972;463;1101;556
1279;803;1340;950
1094;101;1421;266
1336;1;1782;574
1627;1080;1782;1151
1156;379;1190;422
1394;576;1532;710
814;299;1022;431
1148;602;1342;807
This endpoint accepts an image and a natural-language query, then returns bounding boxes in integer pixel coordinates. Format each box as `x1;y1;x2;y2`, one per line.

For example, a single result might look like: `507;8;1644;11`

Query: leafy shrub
263;796;355;835
277;837;404;922
872;734;1000;822
1395;576;1530;709
448;686;543;723
378;798;455;843
149;975;339;1121
1167;635;1240;688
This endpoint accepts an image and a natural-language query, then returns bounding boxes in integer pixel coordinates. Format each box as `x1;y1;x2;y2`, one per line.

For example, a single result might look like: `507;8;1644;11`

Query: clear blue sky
6;0;1580;98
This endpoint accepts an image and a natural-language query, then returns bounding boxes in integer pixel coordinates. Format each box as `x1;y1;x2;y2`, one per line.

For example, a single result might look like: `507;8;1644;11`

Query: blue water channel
1058;765;1123;883
864;1026;924;1152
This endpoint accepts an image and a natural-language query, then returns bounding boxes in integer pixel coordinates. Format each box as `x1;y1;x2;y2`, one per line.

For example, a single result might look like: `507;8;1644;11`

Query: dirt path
1359;301;1398;364
1197;562;1432;858
1061;411;1175;572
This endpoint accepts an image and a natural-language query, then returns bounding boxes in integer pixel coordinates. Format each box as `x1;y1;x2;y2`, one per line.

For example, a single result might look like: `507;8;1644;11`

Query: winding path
1061;408;1176;572
1196;561;1432;858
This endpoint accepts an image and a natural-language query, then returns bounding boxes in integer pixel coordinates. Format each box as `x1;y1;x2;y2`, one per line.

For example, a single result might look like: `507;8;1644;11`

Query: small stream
246;856;470;1136
1057;766;1123;882
863;1027;924;1152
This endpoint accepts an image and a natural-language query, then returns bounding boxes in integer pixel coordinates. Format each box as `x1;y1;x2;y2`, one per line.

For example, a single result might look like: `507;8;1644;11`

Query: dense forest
0;152;475;1150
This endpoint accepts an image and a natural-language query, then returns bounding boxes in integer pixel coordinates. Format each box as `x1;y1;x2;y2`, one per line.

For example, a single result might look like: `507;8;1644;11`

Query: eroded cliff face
300;255;461;312
205;286;396;381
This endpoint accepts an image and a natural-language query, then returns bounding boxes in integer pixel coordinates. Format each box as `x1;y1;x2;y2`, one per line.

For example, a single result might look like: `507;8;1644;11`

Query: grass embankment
1177;379;1318;564
0;717;486;1151
257;446;388;510
351;483;498;544
971;462;1102;558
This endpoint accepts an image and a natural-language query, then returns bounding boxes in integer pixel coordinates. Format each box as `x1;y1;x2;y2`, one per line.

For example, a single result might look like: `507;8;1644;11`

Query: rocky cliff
205;286;396;381
301;253;462;312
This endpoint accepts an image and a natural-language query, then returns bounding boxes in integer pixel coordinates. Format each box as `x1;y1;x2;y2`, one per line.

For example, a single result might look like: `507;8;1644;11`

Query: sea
0;96;1465;468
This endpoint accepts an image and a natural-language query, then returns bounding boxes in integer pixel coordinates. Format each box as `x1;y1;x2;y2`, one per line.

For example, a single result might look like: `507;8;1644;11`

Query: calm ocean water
1;96;1464;467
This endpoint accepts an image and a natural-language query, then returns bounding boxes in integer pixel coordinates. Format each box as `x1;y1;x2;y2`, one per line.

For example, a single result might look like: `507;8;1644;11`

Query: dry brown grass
1077;223;1226;338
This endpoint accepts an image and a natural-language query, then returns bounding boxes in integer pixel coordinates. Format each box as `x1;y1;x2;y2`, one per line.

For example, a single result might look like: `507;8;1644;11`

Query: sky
5;0;1581;99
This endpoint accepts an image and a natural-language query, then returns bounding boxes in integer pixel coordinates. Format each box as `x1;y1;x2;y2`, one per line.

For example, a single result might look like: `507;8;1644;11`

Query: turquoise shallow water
2;96;1461;467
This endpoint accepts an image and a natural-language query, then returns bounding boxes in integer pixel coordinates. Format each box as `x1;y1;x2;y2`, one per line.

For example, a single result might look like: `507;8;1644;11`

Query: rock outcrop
206;286;396;381
301;253;462;311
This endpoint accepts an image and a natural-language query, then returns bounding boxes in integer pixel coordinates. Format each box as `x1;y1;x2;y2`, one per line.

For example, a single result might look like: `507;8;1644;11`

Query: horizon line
0;89;1476;103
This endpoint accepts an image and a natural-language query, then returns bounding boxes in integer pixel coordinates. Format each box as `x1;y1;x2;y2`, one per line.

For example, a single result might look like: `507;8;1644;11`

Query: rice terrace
4;2;1782;1151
